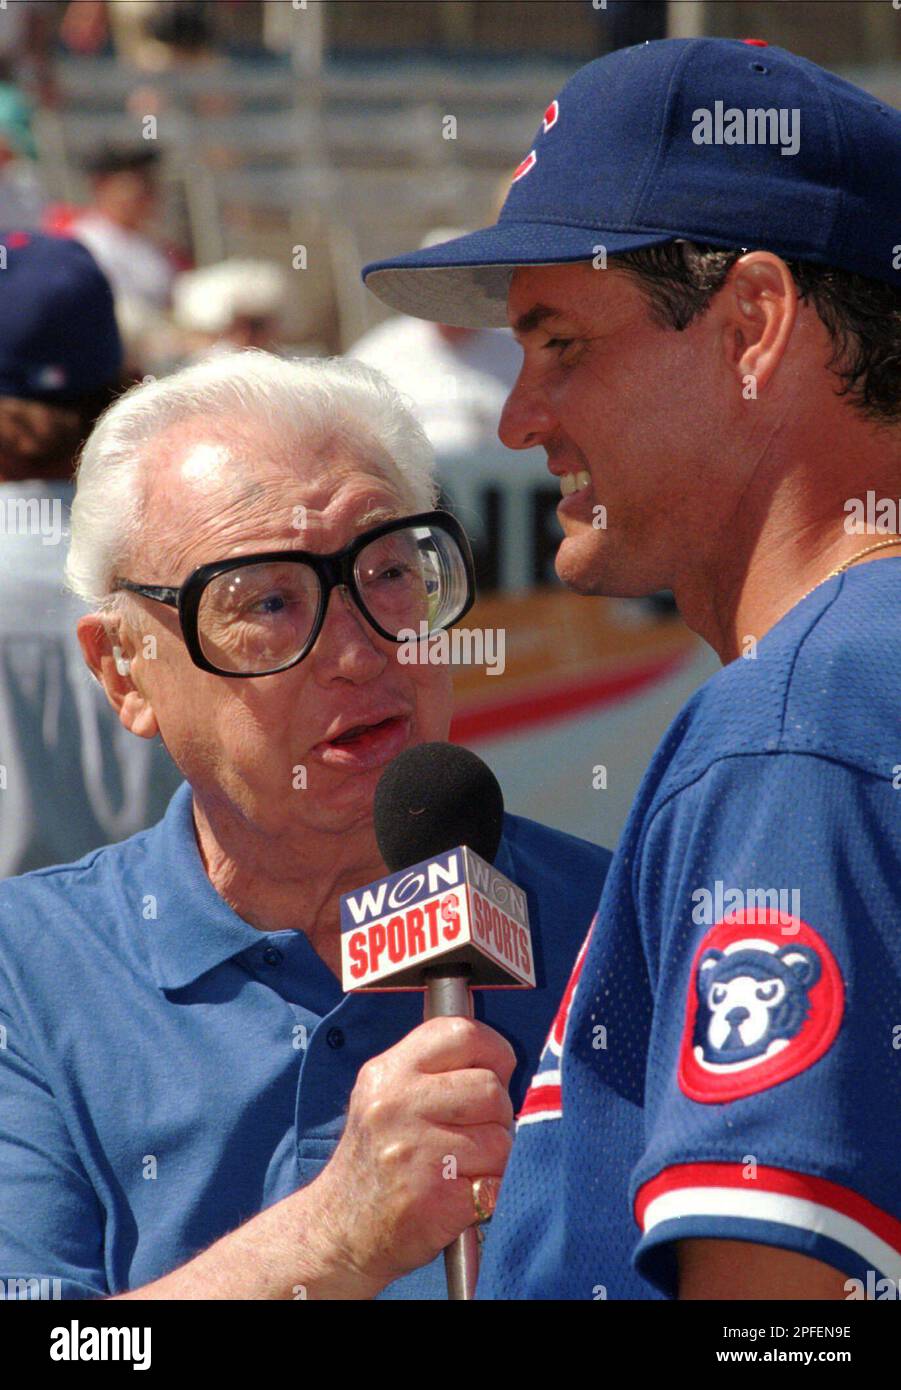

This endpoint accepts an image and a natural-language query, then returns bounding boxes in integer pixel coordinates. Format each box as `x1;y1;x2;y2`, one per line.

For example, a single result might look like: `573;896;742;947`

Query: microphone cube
340;846;535;992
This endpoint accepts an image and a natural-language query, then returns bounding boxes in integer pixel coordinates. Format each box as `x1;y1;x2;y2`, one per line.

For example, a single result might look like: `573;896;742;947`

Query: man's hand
311;1016;516;1297
115;1016;516;1300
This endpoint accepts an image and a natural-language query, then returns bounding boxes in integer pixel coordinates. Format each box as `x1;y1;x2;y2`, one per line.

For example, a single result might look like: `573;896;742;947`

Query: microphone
340;742;535;1299
374;741;505;869
341;742;534;994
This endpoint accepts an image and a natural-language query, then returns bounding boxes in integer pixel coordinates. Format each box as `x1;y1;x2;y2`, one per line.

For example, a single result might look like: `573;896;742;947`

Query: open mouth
313;714;411;770
556;468;596;519
329;716;401;746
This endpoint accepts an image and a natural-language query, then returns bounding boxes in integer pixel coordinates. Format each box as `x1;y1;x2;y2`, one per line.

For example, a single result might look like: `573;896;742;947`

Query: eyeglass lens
196;522;469;674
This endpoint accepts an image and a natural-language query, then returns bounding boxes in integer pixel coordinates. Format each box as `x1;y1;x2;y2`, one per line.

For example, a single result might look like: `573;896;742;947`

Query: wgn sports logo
695;944;820;1068
678;910;844;1104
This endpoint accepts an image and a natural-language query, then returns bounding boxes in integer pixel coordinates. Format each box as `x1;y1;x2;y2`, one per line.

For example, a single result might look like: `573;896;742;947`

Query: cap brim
362;222;674;327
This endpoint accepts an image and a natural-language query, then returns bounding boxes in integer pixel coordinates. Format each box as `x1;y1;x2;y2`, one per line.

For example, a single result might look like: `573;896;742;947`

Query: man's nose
497;369;556;451
311;585;386;681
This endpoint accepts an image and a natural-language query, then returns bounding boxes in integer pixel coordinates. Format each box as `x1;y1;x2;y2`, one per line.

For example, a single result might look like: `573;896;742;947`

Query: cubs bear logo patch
678;909;844;1103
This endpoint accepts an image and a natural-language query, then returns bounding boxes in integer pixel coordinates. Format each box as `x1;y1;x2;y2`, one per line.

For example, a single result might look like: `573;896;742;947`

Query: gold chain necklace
798;536;901;606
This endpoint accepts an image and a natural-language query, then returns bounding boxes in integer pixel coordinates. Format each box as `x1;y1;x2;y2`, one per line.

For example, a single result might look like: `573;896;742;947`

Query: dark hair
0;381;125;481
612;242;901;425
148;1;213;51
84;144;161;179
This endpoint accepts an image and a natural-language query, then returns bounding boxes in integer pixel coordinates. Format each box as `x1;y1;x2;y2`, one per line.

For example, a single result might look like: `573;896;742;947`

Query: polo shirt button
262;947;282;967
326;1027;345;1049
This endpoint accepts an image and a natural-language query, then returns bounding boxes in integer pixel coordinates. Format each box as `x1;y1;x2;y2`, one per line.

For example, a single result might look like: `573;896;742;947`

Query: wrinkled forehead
134;418;415;576
142;417;409;510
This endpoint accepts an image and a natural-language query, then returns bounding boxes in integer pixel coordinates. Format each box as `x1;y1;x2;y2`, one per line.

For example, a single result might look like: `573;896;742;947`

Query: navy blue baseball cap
363;37;901;327
0;231;122;403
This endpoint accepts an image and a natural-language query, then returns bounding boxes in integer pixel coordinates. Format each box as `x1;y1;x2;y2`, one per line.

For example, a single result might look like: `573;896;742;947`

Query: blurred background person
0;83;45;230
64;144;186;313
0;0;57;107
60;0;233;127
0;231;183;877
60;0;220;72
171;256;289;362
41;142;191;380
109;0;220;72
349;228;522;455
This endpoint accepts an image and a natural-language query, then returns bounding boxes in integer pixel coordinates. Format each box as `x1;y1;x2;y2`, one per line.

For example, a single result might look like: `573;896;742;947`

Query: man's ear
76;613;160;740
719;251;798;394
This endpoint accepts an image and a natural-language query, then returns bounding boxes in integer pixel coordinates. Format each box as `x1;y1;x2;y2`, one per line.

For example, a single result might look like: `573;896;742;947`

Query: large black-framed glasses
113;509;476;677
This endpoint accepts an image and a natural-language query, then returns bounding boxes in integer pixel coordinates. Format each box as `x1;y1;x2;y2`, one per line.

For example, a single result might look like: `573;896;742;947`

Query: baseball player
362;37;901;1298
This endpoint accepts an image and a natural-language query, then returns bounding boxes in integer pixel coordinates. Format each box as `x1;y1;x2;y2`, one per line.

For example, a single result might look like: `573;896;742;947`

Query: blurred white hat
173;258;289;336
419;227;470;252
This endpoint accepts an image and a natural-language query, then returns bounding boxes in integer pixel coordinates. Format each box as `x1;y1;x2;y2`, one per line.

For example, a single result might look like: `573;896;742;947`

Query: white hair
65;350;439;610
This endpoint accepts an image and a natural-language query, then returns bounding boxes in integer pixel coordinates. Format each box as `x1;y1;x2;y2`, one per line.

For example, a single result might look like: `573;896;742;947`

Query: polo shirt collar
143;782;520;992
144;782;281;990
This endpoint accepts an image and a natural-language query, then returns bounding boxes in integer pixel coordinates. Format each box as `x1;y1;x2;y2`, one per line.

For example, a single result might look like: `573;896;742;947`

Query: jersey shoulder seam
631;743;893;907
774;570;848;745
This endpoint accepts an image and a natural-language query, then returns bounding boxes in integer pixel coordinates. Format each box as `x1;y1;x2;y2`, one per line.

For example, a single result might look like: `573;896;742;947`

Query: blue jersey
478;560;901;1299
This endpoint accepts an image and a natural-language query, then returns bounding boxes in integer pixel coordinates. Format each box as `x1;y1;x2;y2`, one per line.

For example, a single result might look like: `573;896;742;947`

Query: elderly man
363;38;901;1298
0;350;608;1299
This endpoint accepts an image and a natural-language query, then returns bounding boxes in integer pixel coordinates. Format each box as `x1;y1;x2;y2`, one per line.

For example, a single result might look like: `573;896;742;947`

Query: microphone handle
423;964;480;1301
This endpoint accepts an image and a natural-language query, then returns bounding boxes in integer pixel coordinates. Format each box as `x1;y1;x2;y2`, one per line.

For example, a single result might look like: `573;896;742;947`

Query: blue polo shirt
0;780;610;1299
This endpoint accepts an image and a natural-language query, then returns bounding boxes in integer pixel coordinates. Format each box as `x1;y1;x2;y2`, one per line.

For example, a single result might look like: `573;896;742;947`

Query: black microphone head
374;742;505;872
